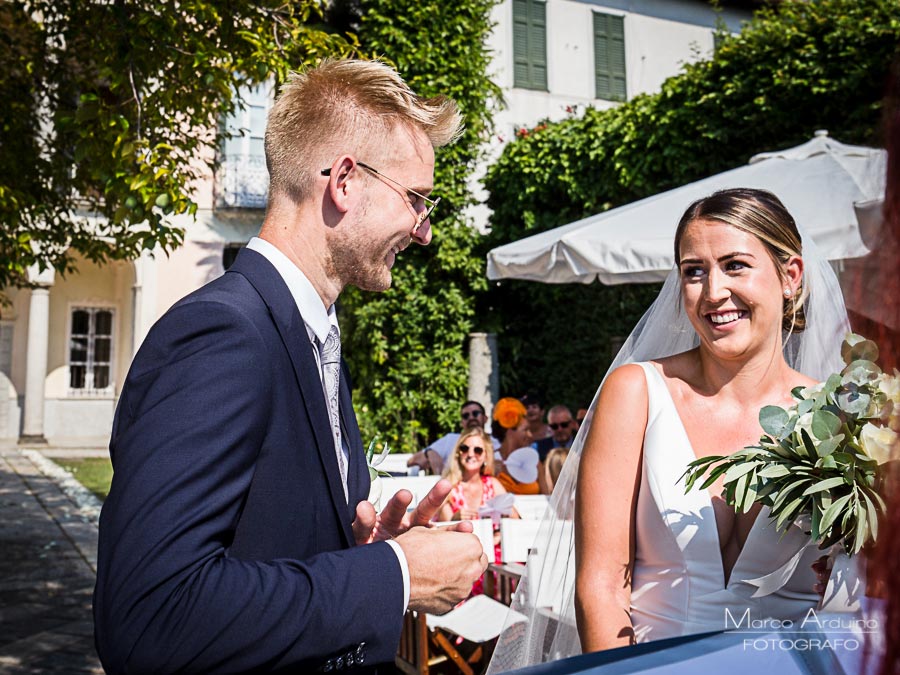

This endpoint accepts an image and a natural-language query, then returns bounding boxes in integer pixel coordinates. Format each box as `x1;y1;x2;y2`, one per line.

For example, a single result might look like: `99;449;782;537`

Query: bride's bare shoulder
603;362;647;393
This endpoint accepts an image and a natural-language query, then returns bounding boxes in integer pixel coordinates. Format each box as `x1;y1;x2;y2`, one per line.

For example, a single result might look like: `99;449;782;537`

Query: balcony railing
215;154;269;209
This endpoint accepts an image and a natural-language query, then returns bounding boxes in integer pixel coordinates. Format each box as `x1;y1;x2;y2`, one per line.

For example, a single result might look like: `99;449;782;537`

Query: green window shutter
513;0;547;90
594;12;626;102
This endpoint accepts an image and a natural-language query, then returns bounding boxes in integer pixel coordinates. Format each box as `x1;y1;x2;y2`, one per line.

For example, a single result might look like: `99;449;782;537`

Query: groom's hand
352;479;474;545
396;526;488;615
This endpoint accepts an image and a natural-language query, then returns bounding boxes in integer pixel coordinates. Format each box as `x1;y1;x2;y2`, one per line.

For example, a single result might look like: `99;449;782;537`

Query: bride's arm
575;363;648;653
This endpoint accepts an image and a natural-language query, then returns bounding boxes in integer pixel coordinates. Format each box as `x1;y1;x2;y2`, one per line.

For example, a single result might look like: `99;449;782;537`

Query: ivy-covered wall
340;0;502;452
479;0;900;413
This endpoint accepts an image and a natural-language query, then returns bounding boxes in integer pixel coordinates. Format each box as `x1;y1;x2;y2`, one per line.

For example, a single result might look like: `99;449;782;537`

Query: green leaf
841;334;879;365
760;406;790;437
811;410;842;440
757;464;791;478
813;434;844;458
802;476;847;495
819;493;853;534
723;461;760;484
853;498;868;555
860;489;879;544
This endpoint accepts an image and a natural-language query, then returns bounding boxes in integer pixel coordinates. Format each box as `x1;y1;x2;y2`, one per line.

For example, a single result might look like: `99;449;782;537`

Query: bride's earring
783;288;792;298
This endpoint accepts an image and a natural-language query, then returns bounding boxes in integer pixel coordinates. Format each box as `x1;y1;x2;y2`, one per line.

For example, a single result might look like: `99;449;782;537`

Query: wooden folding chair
395;596;526;675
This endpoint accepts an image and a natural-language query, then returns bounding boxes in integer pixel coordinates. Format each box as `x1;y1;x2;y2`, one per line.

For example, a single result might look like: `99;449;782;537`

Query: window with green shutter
594;12;626;102
513;0;547;91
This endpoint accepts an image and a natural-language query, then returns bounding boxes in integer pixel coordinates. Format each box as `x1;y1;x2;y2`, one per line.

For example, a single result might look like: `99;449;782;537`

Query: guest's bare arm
575;364;647;653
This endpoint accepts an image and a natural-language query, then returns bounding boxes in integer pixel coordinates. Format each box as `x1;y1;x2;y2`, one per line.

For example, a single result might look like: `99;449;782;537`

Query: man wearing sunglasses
407;400;500;475
94;60;487;674
533;404;577;462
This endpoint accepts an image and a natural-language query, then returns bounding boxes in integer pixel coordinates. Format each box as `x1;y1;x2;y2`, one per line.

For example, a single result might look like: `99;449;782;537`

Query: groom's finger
408;479;452;527
377;489;414;537
352;501;377;545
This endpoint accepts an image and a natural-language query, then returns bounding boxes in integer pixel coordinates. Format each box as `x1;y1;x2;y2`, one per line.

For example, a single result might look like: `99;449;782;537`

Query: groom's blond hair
265;59;463;206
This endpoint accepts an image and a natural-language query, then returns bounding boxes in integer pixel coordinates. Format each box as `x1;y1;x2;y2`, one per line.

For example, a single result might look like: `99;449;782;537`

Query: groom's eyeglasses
320;161;440;230
461;410;483;421
549;421;570;430
458;444;485;456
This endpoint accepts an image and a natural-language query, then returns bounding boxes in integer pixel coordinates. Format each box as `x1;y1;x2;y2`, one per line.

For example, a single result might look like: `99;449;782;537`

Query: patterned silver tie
319;326;348;501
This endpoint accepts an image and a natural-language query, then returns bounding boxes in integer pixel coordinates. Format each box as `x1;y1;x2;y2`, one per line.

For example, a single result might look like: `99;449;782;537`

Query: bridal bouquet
682;334;898;555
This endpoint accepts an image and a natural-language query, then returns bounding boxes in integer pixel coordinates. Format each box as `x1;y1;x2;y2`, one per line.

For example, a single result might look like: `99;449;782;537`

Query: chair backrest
378;476;441;511
376;453;416;475
513;494;549;520
499;519;541;563
433;518;494;560
527;520;575;614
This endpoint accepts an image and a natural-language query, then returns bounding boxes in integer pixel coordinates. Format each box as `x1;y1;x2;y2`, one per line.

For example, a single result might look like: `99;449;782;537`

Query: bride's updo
673;187;807;333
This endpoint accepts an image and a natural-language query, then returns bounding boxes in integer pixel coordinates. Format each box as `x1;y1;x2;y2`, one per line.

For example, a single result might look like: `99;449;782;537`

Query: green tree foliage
340;0;502;452
480;0;900;410
0;0;356;289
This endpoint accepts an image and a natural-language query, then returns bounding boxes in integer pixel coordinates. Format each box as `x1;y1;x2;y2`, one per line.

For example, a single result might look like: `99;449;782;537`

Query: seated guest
533;404;576;461
437;429;518;596
542;446;570;495
407;400;499;475
499;447;541;495
520;392;551;441
492;398;540;495
436;429;516;523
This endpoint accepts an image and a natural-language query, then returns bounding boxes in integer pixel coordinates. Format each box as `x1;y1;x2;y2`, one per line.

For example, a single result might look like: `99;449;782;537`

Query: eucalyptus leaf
760;406;790;437
841;336;879;364
797;398;816;416
811;410;842;440
816;454;838;470
836;386;871;416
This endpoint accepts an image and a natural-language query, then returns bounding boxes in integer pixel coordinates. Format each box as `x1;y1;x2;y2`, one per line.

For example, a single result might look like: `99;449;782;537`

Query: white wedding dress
629;362;819;642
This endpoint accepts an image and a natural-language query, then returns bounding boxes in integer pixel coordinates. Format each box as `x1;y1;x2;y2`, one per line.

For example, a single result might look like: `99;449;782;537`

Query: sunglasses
461;410;483;420
458;444;485;456
549;421;571;430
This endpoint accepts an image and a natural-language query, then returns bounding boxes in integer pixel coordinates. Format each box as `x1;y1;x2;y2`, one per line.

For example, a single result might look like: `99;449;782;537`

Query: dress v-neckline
645;362;764;590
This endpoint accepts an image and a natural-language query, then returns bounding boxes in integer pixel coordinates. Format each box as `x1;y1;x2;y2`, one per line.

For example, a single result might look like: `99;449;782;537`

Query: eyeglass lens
459;444;484;455
549;421;570;430
461;410;482;420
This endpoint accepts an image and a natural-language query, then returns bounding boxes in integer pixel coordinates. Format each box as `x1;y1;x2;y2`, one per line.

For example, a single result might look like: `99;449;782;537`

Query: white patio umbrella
486;131;886;285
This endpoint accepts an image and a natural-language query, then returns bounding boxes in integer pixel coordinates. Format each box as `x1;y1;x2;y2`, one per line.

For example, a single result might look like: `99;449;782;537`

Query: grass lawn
55;458;113;501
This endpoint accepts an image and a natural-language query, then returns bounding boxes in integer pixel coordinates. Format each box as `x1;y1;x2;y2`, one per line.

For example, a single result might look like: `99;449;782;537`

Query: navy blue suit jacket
93;249;404;673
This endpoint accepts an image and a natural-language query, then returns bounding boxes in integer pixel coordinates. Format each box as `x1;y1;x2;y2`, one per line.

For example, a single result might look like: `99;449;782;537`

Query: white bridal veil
486;226;851;673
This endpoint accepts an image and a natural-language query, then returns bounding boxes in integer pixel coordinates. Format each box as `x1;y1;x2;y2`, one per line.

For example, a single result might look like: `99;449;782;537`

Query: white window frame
67;305;116;397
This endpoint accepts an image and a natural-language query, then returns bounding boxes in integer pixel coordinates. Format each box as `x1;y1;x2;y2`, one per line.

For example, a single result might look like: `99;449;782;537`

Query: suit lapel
230;249;353;548
340;363;368;507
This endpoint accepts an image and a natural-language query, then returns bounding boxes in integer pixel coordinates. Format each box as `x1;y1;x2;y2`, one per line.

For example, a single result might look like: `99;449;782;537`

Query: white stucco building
5;1;753;445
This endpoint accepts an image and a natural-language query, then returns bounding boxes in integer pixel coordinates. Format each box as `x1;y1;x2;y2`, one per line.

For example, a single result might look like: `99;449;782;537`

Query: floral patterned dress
448;475;502;596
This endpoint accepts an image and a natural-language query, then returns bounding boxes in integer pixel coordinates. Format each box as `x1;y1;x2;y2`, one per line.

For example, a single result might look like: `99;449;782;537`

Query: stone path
0;447;103;674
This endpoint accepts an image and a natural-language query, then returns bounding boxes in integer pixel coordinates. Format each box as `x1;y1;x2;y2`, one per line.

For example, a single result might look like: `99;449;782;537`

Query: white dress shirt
245;237;410;612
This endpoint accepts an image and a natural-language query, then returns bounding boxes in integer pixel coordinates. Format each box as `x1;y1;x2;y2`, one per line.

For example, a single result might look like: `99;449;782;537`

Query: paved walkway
0;446;104;674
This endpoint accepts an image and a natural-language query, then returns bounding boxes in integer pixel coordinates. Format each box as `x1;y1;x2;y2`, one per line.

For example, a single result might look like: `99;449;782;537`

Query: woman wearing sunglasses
437;428;520;596
437;428;512;523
